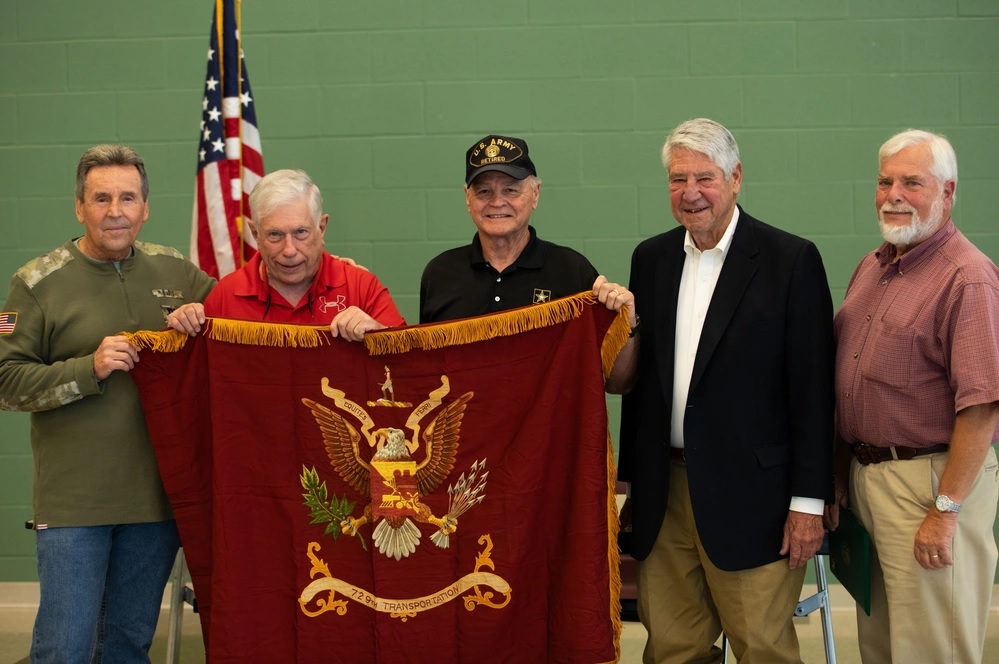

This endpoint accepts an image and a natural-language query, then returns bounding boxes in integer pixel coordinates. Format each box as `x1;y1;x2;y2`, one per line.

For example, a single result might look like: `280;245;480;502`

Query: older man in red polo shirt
170;169;404;338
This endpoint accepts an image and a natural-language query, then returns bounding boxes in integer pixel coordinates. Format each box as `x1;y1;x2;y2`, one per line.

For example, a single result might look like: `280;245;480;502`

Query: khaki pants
850;447;999;663
637;461;805;664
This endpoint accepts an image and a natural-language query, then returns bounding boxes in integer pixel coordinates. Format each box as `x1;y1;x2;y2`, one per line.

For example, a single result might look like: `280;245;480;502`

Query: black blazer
619;208;834;571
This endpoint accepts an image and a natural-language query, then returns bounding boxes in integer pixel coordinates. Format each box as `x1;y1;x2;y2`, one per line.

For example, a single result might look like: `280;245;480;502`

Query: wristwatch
935;494;961;513
628;315;641;339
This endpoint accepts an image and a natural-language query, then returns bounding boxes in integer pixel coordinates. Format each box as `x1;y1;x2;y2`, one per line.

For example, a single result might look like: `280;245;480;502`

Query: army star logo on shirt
533;289;551;304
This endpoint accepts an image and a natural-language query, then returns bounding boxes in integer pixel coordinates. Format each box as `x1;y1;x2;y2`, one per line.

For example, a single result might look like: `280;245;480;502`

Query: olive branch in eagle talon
300;466;367;551
301;392;485;561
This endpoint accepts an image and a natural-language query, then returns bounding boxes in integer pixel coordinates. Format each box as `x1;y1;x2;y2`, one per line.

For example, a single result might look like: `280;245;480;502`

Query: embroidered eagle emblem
302;392;481;560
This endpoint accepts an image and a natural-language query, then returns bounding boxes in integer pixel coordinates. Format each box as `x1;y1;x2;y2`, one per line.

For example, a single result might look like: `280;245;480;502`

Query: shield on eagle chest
372;459;420;523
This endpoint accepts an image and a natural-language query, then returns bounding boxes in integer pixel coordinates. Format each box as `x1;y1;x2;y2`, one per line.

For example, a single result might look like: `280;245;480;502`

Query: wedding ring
610;290;619;297
930;554;940;558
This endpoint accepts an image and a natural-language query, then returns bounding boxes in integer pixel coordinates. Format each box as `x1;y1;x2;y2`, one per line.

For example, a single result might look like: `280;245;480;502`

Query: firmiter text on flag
192;0;264;279
129;294;628;663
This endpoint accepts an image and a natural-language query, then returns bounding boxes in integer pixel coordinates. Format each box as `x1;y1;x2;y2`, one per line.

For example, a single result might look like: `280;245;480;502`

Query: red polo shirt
204;251;405;327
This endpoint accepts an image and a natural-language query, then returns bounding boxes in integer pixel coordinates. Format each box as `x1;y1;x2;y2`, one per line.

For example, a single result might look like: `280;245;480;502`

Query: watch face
936;495;960;512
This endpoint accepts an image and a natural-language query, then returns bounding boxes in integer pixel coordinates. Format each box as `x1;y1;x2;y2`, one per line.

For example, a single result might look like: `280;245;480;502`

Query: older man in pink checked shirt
828;129;999;664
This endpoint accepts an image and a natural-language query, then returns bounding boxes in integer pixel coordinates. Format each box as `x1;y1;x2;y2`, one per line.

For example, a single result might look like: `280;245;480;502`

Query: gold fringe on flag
205;318;330;347
124;319;332;352
124;293;634;370
606;434;624;663
124;329;191;352
363;291;611;356
602;305;631;380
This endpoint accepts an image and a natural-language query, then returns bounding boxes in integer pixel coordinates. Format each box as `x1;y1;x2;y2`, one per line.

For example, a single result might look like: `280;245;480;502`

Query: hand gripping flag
191;0;264;278
129;293;627;663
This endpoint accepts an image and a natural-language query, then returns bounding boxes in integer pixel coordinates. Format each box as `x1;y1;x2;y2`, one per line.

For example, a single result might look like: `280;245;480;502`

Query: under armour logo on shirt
318;295;346;313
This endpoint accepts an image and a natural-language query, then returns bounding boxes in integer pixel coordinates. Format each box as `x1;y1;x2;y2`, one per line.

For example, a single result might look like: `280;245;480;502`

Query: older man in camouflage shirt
0;145;215;663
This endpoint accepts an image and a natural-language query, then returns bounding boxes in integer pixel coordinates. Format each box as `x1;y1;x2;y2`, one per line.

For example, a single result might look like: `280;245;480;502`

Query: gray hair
248;169;323;227
879;129;958;203
661;118;740;179
75;144;149;202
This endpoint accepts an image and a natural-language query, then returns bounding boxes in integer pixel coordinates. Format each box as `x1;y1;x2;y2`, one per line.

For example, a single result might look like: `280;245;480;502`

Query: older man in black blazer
600;118;834;663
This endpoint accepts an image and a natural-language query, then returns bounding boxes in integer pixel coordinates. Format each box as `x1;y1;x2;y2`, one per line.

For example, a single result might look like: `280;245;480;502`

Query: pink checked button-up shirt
835;220;999;448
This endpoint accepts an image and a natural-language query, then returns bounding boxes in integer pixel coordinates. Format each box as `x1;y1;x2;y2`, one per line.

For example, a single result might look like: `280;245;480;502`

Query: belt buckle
853;443;881;466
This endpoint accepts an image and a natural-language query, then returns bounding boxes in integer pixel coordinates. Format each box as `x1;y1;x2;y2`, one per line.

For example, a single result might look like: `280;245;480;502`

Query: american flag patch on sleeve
0;312;17;334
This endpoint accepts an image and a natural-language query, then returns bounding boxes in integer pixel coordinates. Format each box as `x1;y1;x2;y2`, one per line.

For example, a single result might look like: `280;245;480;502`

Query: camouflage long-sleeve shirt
0;239;215;527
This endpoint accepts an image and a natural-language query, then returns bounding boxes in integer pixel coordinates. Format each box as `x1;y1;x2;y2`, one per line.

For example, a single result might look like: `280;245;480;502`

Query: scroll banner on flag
129;293;626;663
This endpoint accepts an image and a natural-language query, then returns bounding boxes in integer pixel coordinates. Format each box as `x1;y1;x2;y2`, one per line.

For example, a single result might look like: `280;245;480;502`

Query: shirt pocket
151;289;187;323
862;323;913;389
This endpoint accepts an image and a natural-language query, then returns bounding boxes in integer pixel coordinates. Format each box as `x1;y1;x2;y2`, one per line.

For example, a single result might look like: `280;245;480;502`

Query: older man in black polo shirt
421;134;624;323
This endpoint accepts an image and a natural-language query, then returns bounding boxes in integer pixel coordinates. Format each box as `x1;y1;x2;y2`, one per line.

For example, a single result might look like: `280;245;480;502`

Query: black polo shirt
419;226;599;323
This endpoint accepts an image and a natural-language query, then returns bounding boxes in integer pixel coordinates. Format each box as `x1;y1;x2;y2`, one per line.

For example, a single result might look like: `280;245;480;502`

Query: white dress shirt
671;208;739;448
670;207;822;516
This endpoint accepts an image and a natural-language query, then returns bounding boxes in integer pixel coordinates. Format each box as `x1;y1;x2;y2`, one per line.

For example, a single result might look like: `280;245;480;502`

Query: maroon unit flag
130;295;626;663
191;0;264;278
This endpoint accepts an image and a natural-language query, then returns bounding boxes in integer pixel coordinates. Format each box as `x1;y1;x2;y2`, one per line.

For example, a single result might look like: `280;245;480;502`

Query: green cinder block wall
0;0;997;581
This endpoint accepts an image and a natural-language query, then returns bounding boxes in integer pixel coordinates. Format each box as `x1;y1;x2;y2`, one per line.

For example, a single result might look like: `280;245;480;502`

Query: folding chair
165;548;197;664
722;538;836;663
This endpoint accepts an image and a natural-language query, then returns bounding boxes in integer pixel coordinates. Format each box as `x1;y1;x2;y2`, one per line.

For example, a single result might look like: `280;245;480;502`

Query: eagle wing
301;398;370;496
415;391;474;495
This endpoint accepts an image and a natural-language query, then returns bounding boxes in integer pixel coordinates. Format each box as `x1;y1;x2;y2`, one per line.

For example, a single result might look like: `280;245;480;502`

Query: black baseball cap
465;134;537;185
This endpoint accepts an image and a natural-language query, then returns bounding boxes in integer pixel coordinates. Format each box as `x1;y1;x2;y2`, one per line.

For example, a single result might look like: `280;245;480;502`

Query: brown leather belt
669;447;685;462
850;442;949;466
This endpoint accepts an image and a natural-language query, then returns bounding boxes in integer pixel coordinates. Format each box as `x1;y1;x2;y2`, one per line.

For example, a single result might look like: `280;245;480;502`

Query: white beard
878;194;944;248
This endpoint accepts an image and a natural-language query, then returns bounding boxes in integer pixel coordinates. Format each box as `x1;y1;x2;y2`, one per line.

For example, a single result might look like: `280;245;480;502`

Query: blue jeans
31;520;180;664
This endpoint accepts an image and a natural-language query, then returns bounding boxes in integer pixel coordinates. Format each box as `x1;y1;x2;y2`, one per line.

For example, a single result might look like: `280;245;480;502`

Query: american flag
0;312;16;334
191;0;264;279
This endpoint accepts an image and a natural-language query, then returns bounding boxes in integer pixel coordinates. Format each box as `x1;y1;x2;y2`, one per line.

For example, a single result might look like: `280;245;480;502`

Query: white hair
879;129;958;203
249;169;324;227
661;118;740;179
